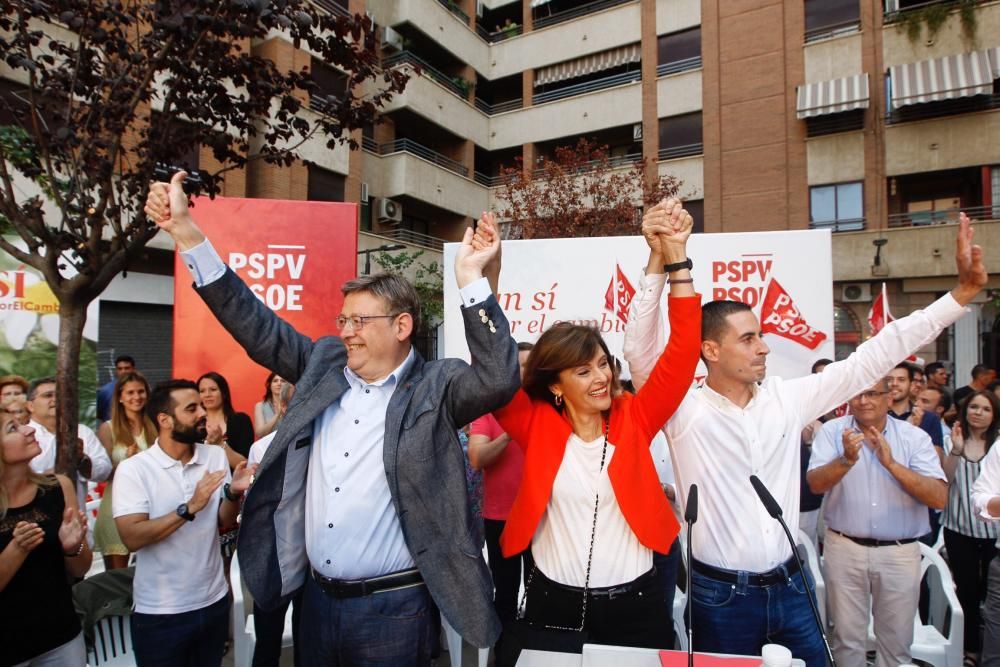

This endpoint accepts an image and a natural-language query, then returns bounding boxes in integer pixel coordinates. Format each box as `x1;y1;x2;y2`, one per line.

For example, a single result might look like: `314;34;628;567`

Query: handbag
498;424;609;665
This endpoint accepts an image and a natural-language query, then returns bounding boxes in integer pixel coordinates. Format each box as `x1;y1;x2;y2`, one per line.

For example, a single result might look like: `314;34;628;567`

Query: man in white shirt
27;377;111;511
807;377;946;667
973;444;1000;666
624;213;986;666
113;379;254;667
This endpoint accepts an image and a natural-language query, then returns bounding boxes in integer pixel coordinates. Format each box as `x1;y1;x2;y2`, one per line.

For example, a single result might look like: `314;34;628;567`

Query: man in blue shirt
807;377;947;667
96;355;136;422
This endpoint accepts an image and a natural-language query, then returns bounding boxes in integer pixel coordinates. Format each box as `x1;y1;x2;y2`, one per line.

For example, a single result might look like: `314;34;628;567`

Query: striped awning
535;44;641;87
796;73;870;119
988;46;1000;78
889;50;994;109
530;0;552;7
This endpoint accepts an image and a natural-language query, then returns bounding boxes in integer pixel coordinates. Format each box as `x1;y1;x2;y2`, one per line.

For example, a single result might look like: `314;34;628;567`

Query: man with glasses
144;173;520;664
807;377;947;667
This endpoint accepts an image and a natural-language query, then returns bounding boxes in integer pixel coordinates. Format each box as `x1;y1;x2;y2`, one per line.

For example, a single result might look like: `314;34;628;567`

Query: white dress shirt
113;442;231;614
972;443;1000;547
810;415;945;540
179;237;492;580
29;420;112;510
623;272;967;573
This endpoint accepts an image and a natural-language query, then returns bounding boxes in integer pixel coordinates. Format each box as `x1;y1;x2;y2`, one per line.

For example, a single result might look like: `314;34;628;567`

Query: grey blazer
197;269;519;648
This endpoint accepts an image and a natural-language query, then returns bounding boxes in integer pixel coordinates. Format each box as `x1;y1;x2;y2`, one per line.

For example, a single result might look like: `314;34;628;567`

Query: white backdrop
443;230;835;381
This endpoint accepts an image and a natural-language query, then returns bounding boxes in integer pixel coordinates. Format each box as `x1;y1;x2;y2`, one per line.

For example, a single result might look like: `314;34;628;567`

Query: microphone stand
749;475;836;667
684;484;698;667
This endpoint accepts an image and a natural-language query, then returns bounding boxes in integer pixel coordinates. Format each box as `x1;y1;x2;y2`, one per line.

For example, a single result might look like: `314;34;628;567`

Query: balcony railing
884;0;971;22
658;143;703;160
473;97;523;115
887;204;998;228
436;0;470;25
361;136;378;153
809;217;866;232
473;172;514;188
384;51;472;100
657;56;702;77
533;0;635;30
376;138;469;177
804;18;861;43
475;22;524;43
378;227;447;252
530;152;642;179
532;69;641;105
885;93;1000;125
312;0;350;18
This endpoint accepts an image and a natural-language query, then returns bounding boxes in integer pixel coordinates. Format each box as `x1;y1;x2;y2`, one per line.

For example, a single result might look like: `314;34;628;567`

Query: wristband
223;483;240;502
64;541;84;557
663;258;693;273
668;278;694;284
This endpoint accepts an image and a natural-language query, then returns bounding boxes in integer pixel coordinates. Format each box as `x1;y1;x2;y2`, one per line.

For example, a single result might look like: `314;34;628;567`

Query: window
804;0;860;41
657;27;701;76
685;199;705;234
833;303;861;359
307;165;346;202
809;181;863;231
310;59;348;114
658;112;703;160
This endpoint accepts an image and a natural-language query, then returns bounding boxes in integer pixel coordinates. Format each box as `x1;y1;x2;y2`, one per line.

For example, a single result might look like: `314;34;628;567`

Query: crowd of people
2;171;1000;667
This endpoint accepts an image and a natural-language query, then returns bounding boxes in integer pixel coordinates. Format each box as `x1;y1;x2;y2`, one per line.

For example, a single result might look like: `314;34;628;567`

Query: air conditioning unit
360;182;369;203
841;282;872;303
377;198;403;223
382;26;403;52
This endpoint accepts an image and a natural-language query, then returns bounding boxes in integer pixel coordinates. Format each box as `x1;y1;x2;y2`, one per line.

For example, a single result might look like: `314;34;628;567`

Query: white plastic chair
910;542;963;667
230;551;294;667
86;614;134;666
796;529;827;627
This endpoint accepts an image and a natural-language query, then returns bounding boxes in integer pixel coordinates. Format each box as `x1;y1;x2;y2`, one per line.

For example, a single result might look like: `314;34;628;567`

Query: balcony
533;69;641;105
367;137;469;178
888;204;997;228
804;18;861;44
313;0;350;18
435;0;470;25
886;93;1000;125
532;0;635;30
384;51;473;101
658;143;704;160
657;56;702;78
473;98;523;115
809;218;867;232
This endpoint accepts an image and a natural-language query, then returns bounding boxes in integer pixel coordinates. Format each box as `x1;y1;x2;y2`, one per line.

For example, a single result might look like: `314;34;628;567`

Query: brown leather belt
829;529;918;548
310;567;424;598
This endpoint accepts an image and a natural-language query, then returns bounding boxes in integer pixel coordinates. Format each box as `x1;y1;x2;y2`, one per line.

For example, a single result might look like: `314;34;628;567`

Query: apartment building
2;0;999;377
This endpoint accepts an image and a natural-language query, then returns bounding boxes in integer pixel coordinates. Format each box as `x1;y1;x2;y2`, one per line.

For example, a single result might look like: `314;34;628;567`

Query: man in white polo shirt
114;379;255;667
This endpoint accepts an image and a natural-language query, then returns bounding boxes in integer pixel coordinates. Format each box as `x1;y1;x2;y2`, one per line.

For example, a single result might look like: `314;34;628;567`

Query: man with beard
113;380;255;667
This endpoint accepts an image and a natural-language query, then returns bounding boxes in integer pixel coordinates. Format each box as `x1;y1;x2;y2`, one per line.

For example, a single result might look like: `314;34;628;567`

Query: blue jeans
690;563;826;667
299;575;435;666
653;539;681;647
131;594;229;667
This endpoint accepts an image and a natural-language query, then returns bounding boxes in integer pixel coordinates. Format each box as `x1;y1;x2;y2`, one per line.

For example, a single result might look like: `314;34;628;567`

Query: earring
554;394;563;407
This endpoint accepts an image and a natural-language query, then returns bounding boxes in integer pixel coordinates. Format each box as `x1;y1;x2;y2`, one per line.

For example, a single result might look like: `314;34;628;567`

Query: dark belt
310;567;424;598
537;566;657;601
829;529;918;548
692;556;797;587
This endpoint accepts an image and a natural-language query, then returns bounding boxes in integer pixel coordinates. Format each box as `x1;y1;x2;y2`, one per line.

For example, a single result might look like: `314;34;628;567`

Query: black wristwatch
663;258;693;273
176;503;196;522
223;483;240;502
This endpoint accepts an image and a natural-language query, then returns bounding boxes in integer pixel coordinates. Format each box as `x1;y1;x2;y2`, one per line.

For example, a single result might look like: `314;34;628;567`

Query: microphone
684;484;697;667
749;475;836;667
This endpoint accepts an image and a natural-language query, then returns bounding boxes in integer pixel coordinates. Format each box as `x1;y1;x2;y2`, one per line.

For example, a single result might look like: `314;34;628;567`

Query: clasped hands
642;198;693;261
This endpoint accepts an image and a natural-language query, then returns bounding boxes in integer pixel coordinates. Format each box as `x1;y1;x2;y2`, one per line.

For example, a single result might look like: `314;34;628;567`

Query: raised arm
785;213;986;423
446;216;521;428
145;173;315;383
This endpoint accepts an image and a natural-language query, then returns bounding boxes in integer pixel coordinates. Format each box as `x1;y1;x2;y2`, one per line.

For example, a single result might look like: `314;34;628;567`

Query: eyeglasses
335;314;398;331
853;390;889;401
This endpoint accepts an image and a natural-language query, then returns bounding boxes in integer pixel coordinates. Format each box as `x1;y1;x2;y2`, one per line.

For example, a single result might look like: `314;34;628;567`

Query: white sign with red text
442;230;834;382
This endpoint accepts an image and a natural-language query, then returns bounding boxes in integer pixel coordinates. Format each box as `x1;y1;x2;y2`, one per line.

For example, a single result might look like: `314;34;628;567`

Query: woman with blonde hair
95;371;156;570
1;398;91;665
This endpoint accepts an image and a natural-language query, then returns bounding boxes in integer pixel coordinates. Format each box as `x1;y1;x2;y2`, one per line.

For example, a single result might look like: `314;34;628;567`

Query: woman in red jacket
493;199;702;658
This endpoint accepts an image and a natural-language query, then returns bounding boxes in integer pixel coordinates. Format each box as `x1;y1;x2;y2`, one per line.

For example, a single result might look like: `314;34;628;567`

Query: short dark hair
811;359;833;374
702;300;753;343
516;341;535;353
972;364;993;379
937;389;953;412
925;361;946;376
341;273;422;336
28;377;56;400
521;322;620;411
0;375;29;395
147;379;199;423
114;355;135;366
893;362;914;381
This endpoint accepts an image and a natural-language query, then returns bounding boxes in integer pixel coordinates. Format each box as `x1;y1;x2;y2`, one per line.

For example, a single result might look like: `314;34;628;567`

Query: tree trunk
55;298;86;486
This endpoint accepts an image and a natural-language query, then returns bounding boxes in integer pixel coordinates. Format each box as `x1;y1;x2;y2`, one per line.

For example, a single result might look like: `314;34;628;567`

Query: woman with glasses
489;200;701;663
945;390;1000;667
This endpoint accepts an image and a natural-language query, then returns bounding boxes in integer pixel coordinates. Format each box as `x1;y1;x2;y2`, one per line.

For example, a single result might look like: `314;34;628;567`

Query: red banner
173;196;358;415
759;279;827;351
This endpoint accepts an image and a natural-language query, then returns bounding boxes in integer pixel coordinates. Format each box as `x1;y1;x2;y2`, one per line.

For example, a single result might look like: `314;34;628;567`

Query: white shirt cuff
925;292;969;328
179;239;227;287
459;278;492;308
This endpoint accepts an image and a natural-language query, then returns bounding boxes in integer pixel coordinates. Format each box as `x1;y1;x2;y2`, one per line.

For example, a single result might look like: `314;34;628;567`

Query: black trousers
522;566;671;649
943;527;998;654
485;518;523;624
251;590;302;667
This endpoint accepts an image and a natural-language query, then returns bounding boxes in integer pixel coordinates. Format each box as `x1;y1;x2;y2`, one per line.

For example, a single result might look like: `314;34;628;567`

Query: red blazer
495;294;702;557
